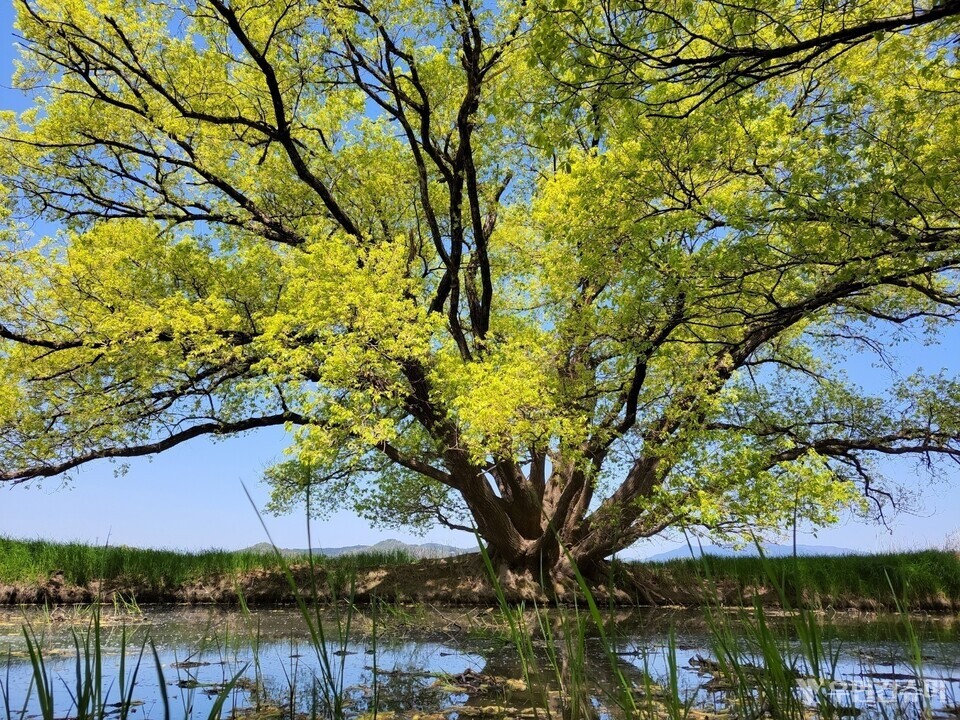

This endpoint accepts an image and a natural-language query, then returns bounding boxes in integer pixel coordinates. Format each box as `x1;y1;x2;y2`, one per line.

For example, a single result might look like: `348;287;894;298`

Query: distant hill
244;539;473;559
644;543;858;562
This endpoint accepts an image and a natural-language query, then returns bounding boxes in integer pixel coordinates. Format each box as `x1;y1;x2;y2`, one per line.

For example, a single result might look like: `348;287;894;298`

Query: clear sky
0;3;958;559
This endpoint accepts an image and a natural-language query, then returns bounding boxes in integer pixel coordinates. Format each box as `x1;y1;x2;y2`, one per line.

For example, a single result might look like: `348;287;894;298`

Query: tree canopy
2;0;960;573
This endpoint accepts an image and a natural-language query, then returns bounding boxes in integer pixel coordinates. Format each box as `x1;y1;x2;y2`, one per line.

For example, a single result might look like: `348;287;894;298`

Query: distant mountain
643;543;858;563
245;539;473;559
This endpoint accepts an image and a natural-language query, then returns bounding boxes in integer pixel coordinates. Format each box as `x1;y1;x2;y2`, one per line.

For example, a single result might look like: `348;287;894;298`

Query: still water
1;606;958;720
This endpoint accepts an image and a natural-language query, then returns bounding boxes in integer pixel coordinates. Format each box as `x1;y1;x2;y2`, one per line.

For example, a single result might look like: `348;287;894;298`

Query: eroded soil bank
2;553;957;612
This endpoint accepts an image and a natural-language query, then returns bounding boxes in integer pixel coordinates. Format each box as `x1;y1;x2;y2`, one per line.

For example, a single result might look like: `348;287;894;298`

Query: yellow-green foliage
2;0;960;558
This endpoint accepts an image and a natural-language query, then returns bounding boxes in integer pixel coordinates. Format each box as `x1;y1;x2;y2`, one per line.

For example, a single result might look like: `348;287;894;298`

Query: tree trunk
443;446;653;600
474;509;632;602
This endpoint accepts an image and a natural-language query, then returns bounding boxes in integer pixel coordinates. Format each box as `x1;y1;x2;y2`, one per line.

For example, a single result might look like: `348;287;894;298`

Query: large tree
2;0;960;579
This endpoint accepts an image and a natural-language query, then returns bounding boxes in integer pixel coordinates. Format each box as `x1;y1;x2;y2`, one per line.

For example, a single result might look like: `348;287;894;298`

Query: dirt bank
1;554;956;612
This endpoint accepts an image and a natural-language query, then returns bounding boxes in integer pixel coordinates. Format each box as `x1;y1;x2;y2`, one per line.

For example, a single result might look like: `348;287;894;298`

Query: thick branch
2;412;310;484
205;0;363;239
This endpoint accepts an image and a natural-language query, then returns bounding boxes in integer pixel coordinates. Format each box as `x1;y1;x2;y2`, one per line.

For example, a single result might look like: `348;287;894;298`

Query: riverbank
2;537;958;611
643;550;960;612
0;536;413;605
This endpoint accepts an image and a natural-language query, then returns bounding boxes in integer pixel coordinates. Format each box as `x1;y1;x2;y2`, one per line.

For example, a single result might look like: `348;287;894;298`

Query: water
1;606;959;720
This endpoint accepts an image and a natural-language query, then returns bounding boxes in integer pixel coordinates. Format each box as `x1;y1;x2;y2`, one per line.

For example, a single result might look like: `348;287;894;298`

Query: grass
641;550;960;608
0;536;413;591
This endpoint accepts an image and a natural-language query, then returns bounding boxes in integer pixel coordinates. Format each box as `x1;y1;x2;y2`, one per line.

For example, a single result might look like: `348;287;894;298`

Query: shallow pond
1;605;959;720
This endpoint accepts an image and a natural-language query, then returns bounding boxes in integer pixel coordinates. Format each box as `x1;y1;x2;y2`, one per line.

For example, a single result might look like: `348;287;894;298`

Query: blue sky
0;2;958;558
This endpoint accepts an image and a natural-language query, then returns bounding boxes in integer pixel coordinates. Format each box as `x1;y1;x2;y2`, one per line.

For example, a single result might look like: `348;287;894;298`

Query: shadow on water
2;605;960;720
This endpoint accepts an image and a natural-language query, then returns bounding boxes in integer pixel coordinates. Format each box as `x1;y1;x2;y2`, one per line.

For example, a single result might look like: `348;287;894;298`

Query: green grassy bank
0;536;411;593
3;536;960;609
640;550;960;610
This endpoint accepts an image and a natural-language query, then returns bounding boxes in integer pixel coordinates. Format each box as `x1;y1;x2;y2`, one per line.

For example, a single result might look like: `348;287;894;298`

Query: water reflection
1;606;958;720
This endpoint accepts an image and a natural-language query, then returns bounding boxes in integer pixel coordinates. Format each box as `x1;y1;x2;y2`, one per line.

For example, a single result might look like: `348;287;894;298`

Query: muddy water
1;606;959;720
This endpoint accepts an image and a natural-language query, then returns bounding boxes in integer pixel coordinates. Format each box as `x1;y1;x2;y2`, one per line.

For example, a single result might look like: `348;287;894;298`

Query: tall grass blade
23;627;54;720
243;481;363;719
149;639;171;720
206;666;248;720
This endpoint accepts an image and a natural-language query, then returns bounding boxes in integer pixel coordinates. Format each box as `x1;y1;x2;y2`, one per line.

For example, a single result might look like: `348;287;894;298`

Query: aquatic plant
7;609;245;720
